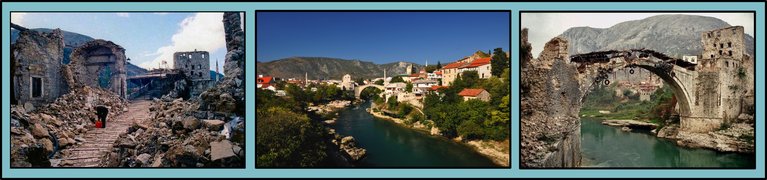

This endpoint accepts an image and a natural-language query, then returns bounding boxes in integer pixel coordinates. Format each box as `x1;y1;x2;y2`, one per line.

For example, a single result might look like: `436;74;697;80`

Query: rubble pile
10;86;128;167
101;98;245;167
326;128;367;162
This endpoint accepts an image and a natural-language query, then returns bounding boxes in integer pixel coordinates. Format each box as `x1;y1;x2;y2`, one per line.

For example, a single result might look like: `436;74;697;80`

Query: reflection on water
581;118;755;168
332;101;497;167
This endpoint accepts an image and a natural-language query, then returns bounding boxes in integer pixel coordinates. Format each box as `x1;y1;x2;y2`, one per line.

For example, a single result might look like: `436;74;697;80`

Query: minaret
383;69;387;85
215;59;219;82
305;72;308;87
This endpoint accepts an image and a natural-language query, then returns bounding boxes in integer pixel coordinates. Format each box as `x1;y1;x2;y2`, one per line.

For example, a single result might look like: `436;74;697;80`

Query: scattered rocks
337;136;367;162
203;120;225;131
210;140;236;161
10;86;127;167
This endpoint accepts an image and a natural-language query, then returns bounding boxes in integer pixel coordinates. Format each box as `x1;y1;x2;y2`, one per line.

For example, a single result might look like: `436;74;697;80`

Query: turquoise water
332;101;497;167
580;118;756;168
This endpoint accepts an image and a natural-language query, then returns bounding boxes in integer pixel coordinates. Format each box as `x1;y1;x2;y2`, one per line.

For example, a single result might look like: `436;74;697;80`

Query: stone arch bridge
354;84;385;98
570;49;740;133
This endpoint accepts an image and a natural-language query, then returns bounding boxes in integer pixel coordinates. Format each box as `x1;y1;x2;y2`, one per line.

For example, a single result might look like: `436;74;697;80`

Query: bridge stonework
354;84;385;98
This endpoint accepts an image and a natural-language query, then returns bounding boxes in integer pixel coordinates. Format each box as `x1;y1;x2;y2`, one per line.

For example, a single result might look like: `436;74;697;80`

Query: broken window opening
728;42;732;48
31;77;43;98
719;50;723;55
728;50;733;56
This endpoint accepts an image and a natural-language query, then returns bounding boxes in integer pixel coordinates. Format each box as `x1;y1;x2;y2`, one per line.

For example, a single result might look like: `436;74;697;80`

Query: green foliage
390;76;405;83
424;65;438;73
257;107;327;167
436;61;442;69
374;79;384;85
359;86;383;100
461;71;480;87
490;48;509;77
355;78;365;85
737;67;746;80
405;82;413;93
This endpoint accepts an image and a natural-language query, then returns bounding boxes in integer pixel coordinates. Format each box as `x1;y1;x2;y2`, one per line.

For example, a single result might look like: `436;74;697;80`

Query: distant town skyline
257;12;510;65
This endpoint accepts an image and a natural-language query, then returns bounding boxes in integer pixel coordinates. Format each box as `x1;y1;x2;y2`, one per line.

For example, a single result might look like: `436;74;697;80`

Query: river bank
594;117;754;154
307;100;368;166
367;101;510;167
581;117;755;168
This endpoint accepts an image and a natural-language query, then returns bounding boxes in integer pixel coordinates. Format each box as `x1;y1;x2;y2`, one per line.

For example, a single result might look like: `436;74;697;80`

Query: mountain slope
560;14;755;58
256;57;423;80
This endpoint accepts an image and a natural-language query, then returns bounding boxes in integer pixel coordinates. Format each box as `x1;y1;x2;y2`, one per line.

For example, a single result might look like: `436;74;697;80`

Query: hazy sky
521;13;755;57
11;12;243;71
257;12;510;65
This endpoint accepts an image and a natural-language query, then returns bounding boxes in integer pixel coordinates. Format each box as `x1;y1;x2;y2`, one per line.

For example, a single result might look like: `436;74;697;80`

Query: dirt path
54;100;151;167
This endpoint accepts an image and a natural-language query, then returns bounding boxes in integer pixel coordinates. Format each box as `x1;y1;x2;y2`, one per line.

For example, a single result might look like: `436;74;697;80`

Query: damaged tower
174;50;213;98
692;26;754;125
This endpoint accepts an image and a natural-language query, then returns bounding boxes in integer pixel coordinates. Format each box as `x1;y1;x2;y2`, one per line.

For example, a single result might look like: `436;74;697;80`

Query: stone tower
694;26;752;123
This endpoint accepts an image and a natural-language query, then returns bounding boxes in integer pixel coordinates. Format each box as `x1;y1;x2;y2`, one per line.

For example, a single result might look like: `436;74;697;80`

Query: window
199;72;203;77
728;50;732;56
713;44;716;48
720;43;723;48
726;61;729;67
198;65;202;69
186;64;189;69
728;42;732;48
188;55;192;59
31;77;42;98
191;65;194;70
719;50;723;55
710;55;714;58
202;54;205;59
707;33;711;38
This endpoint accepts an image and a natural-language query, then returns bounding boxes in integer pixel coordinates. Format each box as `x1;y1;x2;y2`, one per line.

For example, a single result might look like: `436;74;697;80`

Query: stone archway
67;40;127;98
354;84;385;98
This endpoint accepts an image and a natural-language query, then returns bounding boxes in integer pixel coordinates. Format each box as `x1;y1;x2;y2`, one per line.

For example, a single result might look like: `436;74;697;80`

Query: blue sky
257;12;510;65
11;12;234;71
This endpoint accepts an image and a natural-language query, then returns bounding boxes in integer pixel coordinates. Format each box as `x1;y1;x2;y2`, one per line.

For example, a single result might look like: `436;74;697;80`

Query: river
331;101;498;167
580;117;756;168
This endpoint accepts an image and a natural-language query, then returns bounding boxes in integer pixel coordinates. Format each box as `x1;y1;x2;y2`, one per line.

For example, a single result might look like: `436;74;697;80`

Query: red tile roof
435;71;442;75
458;88;487;97
429;85;447;91
442;61;466;69
257;76;273;84
410;73;421;77
466;57;492;68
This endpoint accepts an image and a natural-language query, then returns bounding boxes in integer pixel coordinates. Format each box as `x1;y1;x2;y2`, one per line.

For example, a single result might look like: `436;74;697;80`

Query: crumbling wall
520;30;582;168
67;40;128;99
199;12;245;116
173;51;212;98
11;25;67;107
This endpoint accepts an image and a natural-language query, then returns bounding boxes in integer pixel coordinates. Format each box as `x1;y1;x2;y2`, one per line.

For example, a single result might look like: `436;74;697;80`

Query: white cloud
116;13;130;17
139;13;226;69
153;12;169;15
11;12;27;25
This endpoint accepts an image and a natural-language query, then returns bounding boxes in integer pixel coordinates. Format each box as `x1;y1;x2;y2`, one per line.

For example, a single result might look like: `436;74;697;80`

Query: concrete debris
10;86;127;167
101;94;244;167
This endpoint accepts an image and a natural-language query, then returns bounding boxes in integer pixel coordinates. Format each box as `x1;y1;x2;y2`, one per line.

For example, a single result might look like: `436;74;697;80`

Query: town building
174;50;213;97
458;88;491;102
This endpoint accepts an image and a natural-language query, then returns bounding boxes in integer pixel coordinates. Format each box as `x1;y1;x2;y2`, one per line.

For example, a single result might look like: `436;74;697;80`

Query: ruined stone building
694;26;754;123
11;24;67;106
11;23;127;106
67;40;128;99
174;50;213;98
174;50;211;80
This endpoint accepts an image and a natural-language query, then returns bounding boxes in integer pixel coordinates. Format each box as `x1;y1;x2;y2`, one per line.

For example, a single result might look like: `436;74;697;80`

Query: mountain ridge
559;14;755;58
257;56;424;80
